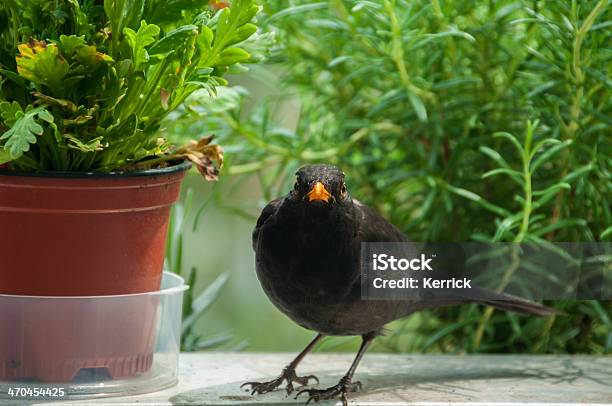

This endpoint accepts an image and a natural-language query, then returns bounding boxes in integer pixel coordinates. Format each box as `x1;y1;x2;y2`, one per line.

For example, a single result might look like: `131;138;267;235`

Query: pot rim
0;271;188;299
0;160;192;179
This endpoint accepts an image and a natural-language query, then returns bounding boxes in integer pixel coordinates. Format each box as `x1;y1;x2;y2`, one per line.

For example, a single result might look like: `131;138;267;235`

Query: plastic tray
0;271;186;401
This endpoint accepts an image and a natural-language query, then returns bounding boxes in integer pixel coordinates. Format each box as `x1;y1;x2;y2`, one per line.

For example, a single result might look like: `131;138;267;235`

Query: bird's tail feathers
475;288;561;316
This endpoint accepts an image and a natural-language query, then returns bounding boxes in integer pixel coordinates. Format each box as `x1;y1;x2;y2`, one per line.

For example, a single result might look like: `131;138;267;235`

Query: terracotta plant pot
0;161;190;382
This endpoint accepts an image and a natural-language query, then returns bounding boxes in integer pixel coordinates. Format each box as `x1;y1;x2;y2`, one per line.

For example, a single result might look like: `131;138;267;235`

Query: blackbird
242;164;555;405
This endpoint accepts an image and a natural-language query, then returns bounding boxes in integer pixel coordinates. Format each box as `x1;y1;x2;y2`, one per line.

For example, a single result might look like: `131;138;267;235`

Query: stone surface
38;353;612;405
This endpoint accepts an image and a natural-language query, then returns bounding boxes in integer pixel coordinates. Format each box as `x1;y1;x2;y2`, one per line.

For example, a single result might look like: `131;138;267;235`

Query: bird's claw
241;368;319;395
241;377;284;395
295;376;361;406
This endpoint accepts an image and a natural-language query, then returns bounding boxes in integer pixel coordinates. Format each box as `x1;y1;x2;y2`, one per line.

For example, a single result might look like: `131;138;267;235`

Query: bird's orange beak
306;182;331;202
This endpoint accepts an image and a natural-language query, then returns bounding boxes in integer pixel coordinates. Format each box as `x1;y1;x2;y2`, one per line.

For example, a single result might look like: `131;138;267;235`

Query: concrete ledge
46;353;612;405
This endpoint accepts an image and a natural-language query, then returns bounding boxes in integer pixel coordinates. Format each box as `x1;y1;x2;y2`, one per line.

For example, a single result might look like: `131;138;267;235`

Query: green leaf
200;26;214;50
149;25;198;56
267;2;327;22
407;90;427;122
526;80;557;98
229;23;258;45
103;0;122;24
446;183;511;217
189;333;233;351
214;47;250;66
424;29;475;43
235;2;259;26
66;0;91;35
0;149;13;165
493;214;523;242
533;183;572;208
32;92;78;112
16;41;69;94
529;138;561;161
74;45;114;67
0;101;24;127
182;273;229;333
64;134;104;152
104;0;146;48
479;146;511;169
58;35;87;55
124;0;146;30
482;168;524;185
115;59;133;78
494;131;524;155
0;106;53;158
532;182;571;196
0;69;27;88
188;68;214;82
562;164;594;183
200;0;257;67
124;21;161;70
531;139;573;172
533;218;587;237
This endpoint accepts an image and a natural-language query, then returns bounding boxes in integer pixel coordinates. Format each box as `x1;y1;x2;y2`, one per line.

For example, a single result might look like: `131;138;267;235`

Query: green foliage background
167;0;611;354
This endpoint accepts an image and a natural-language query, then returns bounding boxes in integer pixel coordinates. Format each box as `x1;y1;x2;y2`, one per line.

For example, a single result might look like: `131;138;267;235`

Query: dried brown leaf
174;135;223;181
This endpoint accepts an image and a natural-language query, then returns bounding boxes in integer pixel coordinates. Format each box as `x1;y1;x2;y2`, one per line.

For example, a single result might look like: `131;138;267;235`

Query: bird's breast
254;220;362;333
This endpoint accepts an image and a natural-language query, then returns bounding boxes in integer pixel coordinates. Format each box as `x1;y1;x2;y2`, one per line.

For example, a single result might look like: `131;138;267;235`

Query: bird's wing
353;199;408;243
252;197;283;251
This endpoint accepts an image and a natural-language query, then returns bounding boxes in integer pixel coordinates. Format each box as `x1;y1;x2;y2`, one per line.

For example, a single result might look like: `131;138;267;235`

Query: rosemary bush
168;0;611;353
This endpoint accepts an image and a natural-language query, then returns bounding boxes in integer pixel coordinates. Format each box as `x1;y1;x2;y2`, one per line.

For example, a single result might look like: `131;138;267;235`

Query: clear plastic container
0;271;187;401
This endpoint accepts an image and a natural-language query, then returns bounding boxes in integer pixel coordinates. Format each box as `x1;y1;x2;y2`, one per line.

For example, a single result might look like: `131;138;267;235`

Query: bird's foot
295;375;361;406
241;366;319;395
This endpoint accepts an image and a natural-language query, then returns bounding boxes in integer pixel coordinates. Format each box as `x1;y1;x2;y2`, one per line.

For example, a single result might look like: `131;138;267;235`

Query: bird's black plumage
244;164;555;405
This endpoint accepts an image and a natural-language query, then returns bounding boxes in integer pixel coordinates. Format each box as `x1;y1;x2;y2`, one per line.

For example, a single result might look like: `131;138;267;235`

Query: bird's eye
340;183;347;196
292;182;300;196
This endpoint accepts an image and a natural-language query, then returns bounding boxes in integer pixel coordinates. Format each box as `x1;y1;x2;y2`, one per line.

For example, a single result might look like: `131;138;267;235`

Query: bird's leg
296;331;376;406
241;333;323;395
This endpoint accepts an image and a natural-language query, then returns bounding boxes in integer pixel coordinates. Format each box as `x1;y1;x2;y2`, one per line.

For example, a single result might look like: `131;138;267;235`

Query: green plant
0;0;260;174
167;0;611;353
166;188;235;351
